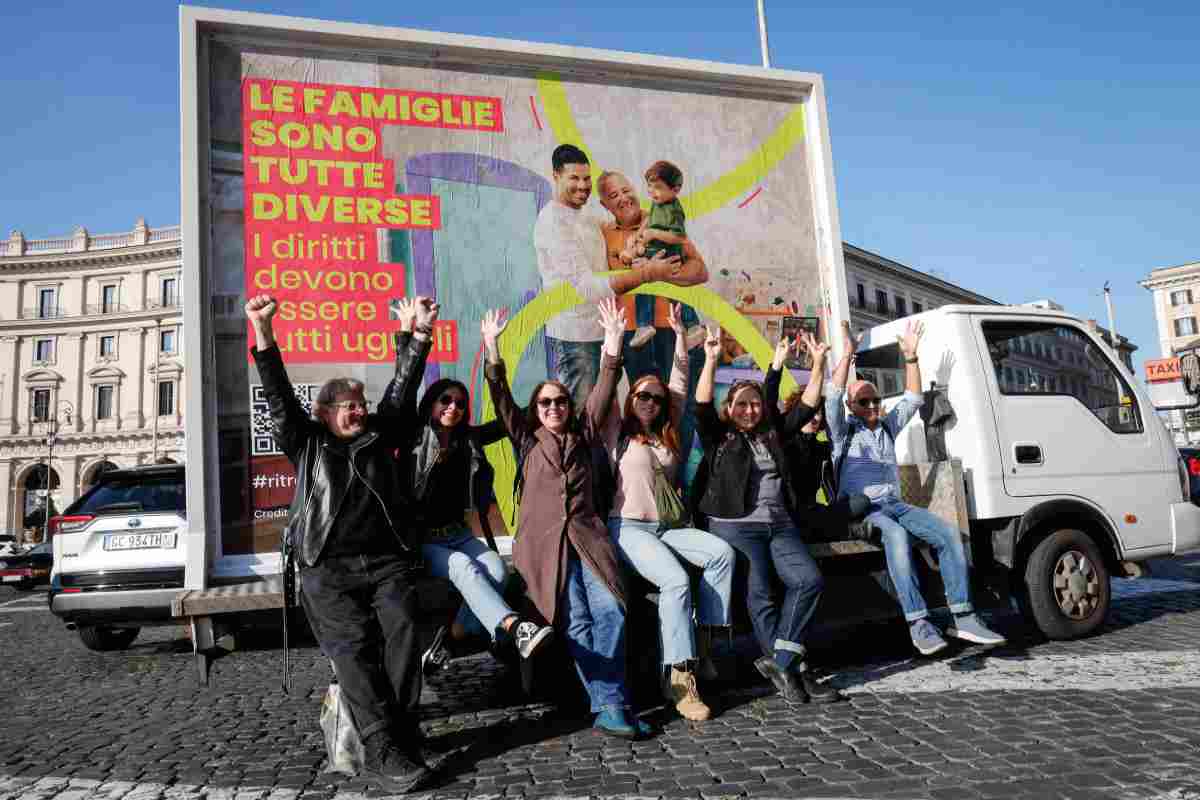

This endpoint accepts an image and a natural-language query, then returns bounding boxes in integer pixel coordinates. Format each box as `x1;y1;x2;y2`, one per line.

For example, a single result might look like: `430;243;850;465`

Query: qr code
251;383;320;456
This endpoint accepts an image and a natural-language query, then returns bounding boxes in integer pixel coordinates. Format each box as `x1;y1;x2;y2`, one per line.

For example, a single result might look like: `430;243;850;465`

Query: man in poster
534;144;681;407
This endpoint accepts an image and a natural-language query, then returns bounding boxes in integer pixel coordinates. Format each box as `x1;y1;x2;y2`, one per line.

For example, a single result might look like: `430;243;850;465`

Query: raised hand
799;330;830;362
597;296;626;339
702;325;722;362
841;319;863;356
245;294;277;327
898;320;924;360
772;334;793;370
413;296;441;329
667;302;685;335
393;296;417;333
480;308;508;353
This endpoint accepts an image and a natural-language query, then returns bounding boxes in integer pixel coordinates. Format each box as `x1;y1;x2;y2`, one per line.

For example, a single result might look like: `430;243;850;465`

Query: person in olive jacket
247;293;434;795
692;325;843;705
481;299;653;740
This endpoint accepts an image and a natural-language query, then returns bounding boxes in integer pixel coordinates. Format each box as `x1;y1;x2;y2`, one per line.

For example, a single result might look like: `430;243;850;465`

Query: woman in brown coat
482;298;651;740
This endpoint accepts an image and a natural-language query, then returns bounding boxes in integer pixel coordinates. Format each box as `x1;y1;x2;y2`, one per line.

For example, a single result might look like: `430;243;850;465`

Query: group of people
248;278;1006;794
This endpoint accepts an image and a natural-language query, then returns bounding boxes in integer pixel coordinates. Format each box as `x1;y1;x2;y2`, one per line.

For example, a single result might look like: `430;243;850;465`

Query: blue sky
1;1;1196;373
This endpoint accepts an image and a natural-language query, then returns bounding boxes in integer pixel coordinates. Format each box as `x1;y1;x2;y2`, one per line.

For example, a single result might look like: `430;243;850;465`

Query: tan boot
665;665;712;721
695;626;719;682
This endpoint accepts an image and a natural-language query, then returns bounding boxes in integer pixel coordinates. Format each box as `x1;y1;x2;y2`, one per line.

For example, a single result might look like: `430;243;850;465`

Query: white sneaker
630;326;656;349
512;620;554;659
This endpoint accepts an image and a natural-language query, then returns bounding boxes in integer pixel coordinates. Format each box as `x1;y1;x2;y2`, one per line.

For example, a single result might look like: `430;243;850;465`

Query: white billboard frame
179;5;849;588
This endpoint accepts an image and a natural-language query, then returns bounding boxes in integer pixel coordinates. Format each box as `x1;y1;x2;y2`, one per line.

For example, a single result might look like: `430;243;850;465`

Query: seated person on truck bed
246;293;434;795
825;320;1005;656
692;325;842;706
382;297;553;676
765;336;871;543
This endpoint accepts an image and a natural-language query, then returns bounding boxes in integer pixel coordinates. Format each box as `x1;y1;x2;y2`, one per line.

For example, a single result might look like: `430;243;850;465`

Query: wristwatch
905;356;919;364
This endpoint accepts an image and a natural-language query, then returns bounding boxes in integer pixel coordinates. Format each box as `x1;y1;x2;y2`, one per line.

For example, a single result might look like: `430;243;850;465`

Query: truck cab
851;304;1200;639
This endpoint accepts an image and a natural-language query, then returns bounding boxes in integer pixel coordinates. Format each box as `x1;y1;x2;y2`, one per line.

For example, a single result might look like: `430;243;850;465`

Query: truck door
974;318;1171;552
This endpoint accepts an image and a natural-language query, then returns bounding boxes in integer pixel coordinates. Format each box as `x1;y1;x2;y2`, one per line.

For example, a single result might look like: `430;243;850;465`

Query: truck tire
1021;529;1110;640
78;625;140;652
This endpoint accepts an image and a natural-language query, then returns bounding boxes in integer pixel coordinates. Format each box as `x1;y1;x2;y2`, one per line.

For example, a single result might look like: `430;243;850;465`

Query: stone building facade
0;220;183;540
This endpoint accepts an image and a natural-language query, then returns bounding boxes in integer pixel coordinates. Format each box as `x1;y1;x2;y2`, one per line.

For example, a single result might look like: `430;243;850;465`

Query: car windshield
73;476;186;515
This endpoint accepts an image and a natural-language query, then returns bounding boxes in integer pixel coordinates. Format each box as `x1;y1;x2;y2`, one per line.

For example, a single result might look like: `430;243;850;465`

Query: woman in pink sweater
604;303;735;722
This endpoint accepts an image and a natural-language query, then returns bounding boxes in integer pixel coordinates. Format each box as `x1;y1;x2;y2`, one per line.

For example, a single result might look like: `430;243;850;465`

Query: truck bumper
1171;501;1200;554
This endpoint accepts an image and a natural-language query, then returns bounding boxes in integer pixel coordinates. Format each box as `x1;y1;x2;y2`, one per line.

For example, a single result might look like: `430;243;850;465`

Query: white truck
50;8;1194;678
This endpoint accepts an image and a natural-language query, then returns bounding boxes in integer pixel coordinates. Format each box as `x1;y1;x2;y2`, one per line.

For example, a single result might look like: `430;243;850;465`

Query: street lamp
42;400;73;544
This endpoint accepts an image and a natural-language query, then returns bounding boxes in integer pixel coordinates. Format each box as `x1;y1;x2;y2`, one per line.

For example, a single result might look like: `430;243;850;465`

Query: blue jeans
560;550;630;713
607;518;734;665
422;532;512;639
866;498;972;622
547;336;602;409
708;519;823;672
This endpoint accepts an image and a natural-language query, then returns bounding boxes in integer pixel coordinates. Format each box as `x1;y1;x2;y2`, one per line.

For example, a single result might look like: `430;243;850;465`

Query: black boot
754;657;806;704
798;669;844;704
362;733;432;794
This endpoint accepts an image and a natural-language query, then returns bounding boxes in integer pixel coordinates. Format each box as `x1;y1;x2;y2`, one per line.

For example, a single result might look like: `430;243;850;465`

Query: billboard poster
204;39;837;559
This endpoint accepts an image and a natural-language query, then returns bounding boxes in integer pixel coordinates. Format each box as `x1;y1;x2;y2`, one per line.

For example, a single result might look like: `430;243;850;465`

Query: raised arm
584;298;626;430
665;303;690;427
481;308;527;445
763;335;792;428
886;320;927;433
831;320;861;390
379;296;435;418
246;294;310;462
694;325;725;448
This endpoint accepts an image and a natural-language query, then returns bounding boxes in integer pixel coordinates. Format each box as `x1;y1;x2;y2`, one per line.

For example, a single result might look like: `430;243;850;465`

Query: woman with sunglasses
692;326;842;705
604;303;735;722
385;298;554;677
482;298;652;740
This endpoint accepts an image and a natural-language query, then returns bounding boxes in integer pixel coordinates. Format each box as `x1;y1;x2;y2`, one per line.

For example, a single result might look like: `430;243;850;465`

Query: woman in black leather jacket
383;299;553;675
692;327;841;705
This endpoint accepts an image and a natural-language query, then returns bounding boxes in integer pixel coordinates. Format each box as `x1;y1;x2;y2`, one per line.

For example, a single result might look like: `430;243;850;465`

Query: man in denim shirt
826;321;1005;655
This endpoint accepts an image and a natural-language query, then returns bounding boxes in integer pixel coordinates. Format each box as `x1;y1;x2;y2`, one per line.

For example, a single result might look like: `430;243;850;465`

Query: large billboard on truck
180;8;848;582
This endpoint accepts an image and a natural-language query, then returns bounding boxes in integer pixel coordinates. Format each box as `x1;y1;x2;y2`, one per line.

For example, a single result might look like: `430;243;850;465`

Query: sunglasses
437;393;467;409
856;398;883;408
330;400;371;412
632;391;666;406
537;396;571;409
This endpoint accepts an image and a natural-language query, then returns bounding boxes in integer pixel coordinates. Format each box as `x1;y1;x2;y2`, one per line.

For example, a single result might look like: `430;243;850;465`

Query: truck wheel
78;625;140;652
1021;529;1110;640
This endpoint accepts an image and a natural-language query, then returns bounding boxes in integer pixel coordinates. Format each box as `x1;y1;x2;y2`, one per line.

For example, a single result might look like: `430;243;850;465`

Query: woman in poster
692;327;843;705
603;302;734;722
482;299;652;740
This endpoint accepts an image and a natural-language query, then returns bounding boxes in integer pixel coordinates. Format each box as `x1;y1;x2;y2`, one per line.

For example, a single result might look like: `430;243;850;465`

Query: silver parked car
49;464;186;651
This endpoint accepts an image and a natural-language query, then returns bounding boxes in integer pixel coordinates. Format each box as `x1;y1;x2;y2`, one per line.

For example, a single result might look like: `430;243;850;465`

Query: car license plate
103;532;178;551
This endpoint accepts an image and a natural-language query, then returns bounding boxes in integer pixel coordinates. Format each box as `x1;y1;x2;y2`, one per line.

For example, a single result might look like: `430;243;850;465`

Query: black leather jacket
691;367;818;521
251;337;429;567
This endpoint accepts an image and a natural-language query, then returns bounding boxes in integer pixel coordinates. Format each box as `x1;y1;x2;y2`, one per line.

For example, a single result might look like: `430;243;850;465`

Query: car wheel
77;625;141;652
1021;529;1111;640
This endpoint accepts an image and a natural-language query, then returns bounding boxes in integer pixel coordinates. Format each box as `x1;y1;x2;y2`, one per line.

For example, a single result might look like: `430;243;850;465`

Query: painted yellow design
480;279;798;531
534;72;806;219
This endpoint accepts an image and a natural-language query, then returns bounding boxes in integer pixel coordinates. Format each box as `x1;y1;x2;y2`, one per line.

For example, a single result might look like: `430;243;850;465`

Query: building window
34;338;54;364
875;289;889;315
1175;317;1197;337
1171;289;1193;306
158;381;175;416
895;297;907;317
912;301;923;314
96;385;114;420
99;334;116;358
161;277;179;307
31;389;50;422
160;328;176;354
856;283;866;308
37;287;57;319
101;284;118;313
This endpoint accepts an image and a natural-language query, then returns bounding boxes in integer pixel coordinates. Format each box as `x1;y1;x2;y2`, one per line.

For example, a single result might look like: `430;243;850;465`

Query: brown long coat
484;354;627;627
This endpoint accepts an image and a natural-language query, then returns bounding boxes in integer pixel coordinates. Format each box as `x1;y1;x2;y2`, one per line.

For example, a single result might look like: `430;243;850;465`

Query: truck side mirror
1183;353;1200;395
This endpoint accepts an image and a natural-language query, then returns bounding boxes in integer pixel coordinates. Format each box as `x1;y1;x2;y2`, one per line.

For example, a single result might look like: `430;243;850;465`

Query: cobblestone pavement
5;565;1200;800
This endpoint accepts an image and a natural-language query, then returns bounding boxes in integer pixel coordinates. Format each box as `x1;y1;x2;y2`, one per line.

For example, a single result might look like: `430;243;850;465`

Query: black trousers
300;553;422;743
